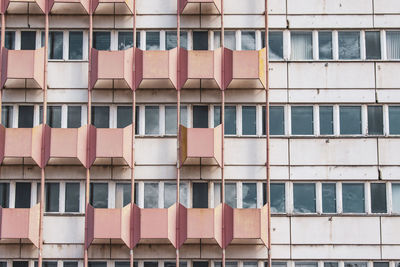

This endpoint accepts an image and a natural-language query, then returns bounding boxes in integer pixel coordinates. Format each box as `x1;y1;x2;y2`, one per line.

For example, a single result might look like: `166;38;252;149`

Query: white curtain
291;31;313;60
387;31;400;59
393;184;400;213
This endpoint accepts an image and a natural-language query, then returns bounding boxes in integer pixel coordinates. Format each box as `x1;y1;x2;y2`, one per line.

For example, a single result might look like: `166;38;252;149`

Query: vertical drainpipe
176;0;181;266
0;0;4;119
220;0;225;266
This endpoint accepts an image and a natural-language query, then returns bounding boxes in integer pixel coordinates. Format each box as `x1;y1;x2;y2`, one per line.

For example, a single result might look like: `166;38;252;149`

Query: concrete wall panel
290;166;378;180
287;0;372;14
289;89;376;103
292;245;381;259
43;216;85;244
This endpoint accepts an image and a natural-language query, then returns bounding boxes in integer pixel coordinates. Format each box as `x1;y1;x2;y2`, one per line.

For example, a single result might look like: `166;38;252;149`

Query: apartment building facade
0;1;399;267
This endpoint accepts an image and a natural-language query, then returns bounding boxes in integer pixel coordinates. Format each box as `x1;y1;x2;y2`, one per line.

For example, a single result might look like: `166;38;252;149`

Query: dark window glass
45;183;59;212
344;263;367;267
145;106;159;134
64;262;78;267
342;183;365;213
371;183;387;213
115;183;138;208
295;263;317;267
35;262;57;267
164;262;187;267
5;31;15;49
242;31;256;50
146;32;160;50
366;31;381;60
264;262;287;267
68;106;82;128
291;106;313;135
322;183;336;213
21;31;36;50
215;262;238;267
324;263;338;267
166;31;188;50
18;106;34;128
320;106;334;135
193;183;208;208
214;106;236;135
143;263;158;267
92;106;109;128
165;106;187;134
319;31;333;60
65;183;80;212
373;263;388;267
263;106;284;135
193;262;208;267
117;106;139;134
368;106;383;135
293;183;316;213
0;263;6;267
0;183;9;208
69;31;83;60
93;32;111;50
193;106;208;128
13;263;28;267
340;106;361;135
242;106;256;135
243;183;257;208
2;105;13;128
389;106;400;134
262;31;284;60
15;182;31;208
393;183;400;213
338;31;360;59
40;106;62;128
90;183;108;208
48;31;63;59
144;183;158;208
118;32;140;50
263;183;285;213
193;31;208;50
89;263;107;267
115;262;138;267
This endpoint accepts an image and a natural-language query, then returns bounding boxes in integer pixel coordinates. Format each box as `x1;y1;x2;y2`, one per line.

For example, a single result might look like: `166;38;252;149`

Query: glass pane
5;31;15;49
344;263;367;267
243;183;257;208
13;263;28;267
291;32;313;60
193;263;208;267
214;31;236;50
146;32;160;50
393;183;400;213
291;106;313;135
244;263;257;267
295;263;317;267
319;31;333;60
338;31;360;59
89;263;107;267
366;31;381;59
143;263;158;267
69;31;83;59
164;262;187;267
293;183;316;213
214;183;236;208
166;31;188;50
93;32;111;50
90;183;108;208
242;106;256;135
21;31;36;50
263;106;284;135
164;183;188;208
322;183;336;213
15;182;31;208
371;183;387;213
64;262;78;267
115;262;138;267
193;106;208;128
215;262;237;267
193;183;208;208
48;32;63;59
386;31;400;59
92;106;109;128
118;32;140;50
320;106;334;135
65;183;80;212
373;263;388;267
115;183;138;208
389;106;400;134
165;106;188;134
40;106;62;128
2;105;13;128
0;183;10;208
340;106;361;135
269;31;284;60
18;106;34;128
144;183;158;208
214;106;236;135
145;106;159;134
242;31;256;50
267;183;285;213
68;106;82;128
193;31;208;50
117;106;132;128
45;183;59;212
342;184;365;213
324;263;338;267
368;106;383;135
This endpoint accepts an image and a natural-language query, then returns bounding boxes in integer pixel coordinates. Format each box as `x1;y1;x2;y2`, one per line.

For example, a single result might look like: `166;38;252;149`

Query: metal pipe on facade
0;0;5;118
221;0;226;265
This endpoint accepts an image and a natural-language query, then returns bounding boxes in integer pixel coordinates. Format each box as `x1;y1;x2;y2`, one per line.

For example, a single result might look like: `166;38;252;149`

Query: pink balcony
179;0;221;14
90;48;134;90
91;0;133;14
2;0;46;13
135;48;179;89
1;48;45;89
0;204;40;247
48;0;89;14
180;125;222;166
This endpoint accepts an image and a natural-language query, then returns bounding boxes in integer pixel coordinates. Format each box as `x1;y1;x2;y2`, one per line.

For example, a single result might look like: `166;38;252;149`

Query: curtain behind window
387;31;400;59
291;32;313;60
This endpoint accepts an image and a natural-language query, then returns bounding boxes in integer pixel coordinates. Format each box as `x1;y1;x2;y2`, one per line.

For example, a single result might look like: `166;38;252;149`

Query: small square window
214;106;236;135
67;106;82;128
115;183;138;208
193;31;208;50
241;31;256;50
92;106;110;128
293;183;316;213
40;106;62;128
214;182;237;208
340;106;361;135
291;32;313;60
93;32;111;50
291;106;313;135
118;31;140;50
165;31;188;50
146;31;160;50
21;31;36;50
164;182;188;208
90;183;108;208
338;31;360;59
263;106;285;135
193;183;208;208
214;31;236;50
342;183;365;213
144;183;159;208
18;105;34;128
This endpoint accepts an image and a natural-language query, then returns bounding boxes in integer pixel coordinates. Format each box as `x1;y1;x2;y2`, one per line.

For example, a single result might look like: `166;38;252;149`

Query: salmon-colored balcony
135;48;179;89
90;48;134;90
186;207;222;246
0;204;40;247
180;125;222;166
48;0;89;14
179;0;221;14
2;0;46;13
91;0;133;14
1;48;45;89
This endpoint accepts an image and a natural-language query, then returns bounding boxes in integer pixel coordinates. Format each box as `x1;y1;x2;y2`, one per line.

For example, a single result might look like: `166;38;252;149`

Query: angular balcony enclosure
90;48;134;89
91;0;133;14
0;204;40;247
48;0;89;14
2;0;46;13
180;125;222;166
179;0;221;14
1;48;45;89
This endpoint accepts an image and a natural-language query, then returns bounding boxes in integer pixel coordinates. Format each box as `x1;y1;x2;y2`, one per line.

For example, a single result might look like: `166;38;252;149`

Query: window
0;263;6;267
242;106;256;135
5;31;15;49
243;263;257;267
264;262;287;267
13;263;28;267
164;262;187;267
64;262;78;267
373;263;389;267
295;263;317;267
243;182;257;208
319;31;333;60
164;182;188;208
320;106;334;135
241;31;256;50
322;183;336;213
144;183;159;208
68;106;82;128
393;183;400;213
386;31;400;59
340;106;361;135
45;183;60;212
115;183;138;208
89;262;107;267
2;105;13;128
338;31;360;59
0;183;9;208
165;31;188;50
215;262;237;267
293;183;316;213
291;32;313;60
193;263;208;267
145;106;159;134
15;182;31;208
47;31;63;59
92;106;110;128
263;106;285;135
146;32;160;50
344;263;367;267
34;262;57;267
366;31;381;59
368;106;383;135
69;31;83;60
324;263;338;267
193;183;208;208
214;31;236;50
214;182;237;208
115;262;138;267
389;106;400;134
262;31;284;60
214;106;236;134
117;106;139;134
193;105;208;128
342;183;365;213
93;32;111;50
118;31;140;50
18;105;34;128
263;183;285;213
193;31;208;50
65;183;80;212
291;106;313;135
371;183;387;213
90;183;108;208
40;106;62;128
165;106;188;134
144;263;158;267
21;31;36;50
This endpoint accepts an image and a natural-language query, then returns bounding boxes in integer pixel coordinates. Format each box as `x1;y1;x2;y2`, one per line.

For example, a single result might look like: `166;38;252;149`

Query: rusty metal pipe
176;0;181;266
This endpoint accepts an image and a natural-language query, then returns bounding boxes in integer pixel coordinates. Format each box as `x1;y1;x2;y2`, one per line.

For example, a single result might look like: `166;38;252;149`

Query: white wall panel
378;139;400;165
290;166;378;180
381;217;400;244
43;216;85;244
287;0;372;14
289;89;376;103
292;245;381;259
48;62;88;89
136;138;177;164
376;63;400;89
287;15;373;29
